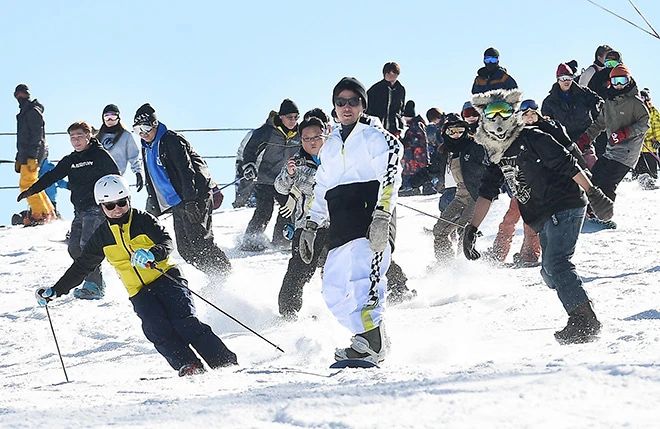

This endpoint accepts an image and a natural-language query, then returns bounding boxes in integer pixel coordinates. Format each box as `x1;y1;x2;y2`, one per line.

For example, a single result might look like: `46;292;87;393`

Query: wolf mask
471;89;524;164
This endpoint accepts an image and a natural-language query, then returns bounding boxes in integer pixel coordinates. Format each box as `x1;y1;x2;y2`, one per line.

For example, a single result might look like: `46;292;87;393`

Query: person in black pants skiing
36;175;237;377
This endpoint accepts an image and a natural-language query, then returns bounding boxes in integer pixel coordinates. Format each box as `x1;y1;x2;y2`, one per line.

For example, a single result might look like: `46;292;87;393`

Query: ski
330;359;379;369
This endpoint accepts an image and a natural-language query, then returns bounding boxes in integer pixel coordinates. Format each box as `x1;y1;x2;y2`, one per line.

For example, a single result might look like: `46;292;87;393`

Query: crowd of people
15;43;659;375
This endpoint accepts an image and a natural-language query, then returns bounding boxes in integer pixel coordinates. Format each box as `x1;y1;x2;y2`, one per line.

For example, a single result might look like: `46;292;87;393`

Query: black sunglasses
334;97;361;107
102;198;129;210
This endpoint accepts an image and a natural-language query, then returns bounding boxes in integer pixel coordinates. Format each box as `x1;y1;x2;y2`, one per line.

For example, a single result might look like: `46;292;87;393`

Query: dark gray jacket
16;99;48;164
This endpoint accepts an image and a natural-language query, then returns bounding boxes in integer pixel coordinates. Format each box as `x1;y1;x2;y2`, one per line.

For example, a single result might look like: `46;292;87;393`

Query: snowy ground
1;180;658;428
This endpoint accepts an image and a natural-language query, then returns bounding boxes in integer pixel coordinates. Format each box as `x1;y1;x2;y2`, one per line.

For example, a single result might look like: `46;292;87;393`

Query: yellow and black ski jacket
52;209;177;298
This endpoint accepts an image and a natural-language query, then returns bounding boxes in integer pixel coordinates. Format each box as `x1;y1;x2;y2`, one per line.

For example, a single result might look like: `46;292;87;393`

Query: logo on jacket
71;161;94;168
499;156;531;204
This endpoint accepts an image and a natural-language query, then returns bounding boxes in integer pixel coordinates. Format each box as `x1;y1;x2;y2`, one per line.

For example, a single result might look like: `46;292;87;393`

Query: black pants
68;206;105;286
172;197;231;275
634;152;659;179
130;271;237;371
278;228;329;316
245;184;289;246
593;133;608;159
591;157;631;201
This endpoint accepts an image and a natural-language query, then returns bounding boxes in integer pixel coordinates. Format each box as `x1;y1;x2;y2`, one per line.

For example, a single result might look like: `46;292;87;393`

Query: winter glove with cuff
299;220;318;264
35;287;56;307
462;224;482;260
367;208;391;253
184;200;206;223
131;249;156;269
586;186;614;221
135;172;144;192
241;162;258;181
17;189;34;202
279;185;302;218
609;127;630;145
26;158;39;173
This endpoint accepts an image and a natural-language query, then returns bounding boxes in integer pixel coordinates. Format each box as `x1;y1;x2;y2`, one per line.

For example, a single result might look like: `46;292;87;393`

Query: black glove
135;172;144;192
17;189;32;202
462;224;481;260
14;161;21;173
586;186;614;221
184;200;206;223
242;162;257;181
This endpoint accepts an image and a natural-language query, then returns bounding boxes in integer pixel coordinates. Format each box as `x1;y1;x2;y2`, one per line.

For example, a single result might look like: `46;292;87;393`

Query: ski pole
397;201;465;228
149;265;284;353
44;304;70;383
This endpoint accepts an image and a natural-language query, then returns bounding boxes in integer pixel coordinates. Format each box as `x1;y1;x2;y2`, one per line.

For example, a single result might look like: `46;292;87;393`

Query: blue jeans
539;206;589;313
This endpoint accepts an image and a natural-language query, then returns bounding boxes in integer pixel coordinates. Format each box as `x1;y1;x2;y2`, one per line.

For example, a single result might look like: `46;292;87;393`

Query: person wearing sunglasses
464;88;614;344
577;64;650;206
35;174;238;377
133;103;231;276
366;62;406;137
578;44;612;87
18;121;120;299
633;88;660;187
240;99;301;251
299;77;402;365
541;64;603;167
96;104;143;192
431;113;487;262
471;47;518;95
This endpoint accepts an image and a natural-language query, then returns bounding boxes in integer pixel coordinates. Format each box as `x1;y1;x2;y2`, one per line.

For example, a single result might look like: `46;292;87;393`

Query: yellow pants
19;160;55;220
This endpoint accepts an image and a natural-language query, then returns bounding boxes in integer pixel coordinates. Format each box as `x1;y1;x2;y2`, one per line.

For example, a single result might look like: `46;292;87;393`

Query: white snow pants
322;238;391;334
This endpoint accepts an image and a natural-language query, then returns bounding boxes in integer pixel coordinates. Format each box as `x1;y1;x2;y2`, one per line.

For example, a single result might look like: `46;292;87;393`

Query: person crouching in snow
299;77;402;364
35;175;238;377
274;115;329;319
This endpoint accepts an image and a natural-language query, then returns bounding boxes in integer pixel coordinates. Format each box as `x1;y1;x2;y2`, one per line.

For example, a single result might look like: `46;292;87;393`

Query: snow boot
638;173;658;190
335;325;389;364
73;280;105;300
178;363;206;377
554;301;601;345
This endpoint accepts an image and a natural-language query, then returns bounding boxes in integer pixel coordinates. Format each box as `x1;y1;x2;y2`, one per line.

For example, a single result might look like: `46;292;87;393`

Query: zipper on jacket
119;224;147;287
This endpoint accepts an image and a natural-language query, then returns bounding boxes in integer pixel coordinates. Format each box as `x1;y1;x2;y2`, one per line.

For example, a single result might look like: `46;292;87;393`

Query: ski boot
335;325;389;364
554;301;601;344
178;363;206;377
73;280;105;300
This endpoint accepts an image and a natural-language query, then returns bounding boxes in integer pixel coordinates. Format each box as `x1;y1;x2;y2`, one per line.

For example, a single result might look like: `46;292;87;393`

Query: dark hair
67;121;93;135
299;117;325;135
595;45;612;61
426;108;444;122
382;62;401;75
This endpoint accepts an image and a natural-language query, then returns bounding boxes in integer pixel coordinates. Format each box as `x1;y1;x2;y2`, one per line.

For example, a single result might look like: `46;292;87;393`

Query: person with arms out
18;121;120;299
300;77;402;364
134;103;231;276
13;84;55;225
96;104;143;191
366;62;406;137
35;175;238;377
463;88;613;345
240;100;301;251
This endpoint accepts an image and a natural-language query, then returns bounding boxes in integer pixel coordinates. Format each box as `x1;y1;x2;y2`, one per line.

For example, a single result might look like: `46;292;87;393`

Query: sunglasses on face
102;198;129;210
484;56;499;64
282;114;299;121
133;124;154;134
483;101;514;119
103;113;119;120
557;76;573;82
446;127;466;136
334;97;361;107
519;99;539;112
610;76;629;86
604;59;620;68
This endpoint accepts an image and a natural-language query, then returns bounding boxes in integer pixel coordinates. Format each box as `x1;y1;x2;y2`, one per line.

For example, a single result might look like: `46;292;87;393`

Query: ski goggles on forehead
610;76;629;86
133;124;154;134
483;101;514;119
484;56;499;64
604;59;620;68
102;197;129;210
334;96;361;107
519;99;539;112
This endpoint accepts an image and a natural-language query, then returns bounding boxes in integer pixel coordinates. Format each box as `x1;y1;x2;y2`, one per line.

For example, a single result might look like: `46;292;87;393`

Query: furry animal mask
471;89;524;164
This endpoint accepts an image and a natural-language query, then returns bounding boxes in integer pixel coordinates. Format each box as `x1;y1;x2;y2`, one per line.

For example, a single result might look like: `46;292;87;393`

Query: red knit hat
556;63;573;78
610;64;631;78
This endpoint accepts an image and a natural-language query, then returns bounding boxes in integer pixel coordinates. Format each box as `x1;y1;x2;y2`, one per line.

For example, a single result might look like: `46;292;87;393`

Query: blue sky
1;0;658;223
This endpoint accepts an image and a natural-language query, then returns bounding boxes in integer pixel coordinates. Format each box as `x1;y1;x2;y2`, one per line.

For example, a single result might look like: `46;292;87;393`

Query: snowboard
330;359;379;369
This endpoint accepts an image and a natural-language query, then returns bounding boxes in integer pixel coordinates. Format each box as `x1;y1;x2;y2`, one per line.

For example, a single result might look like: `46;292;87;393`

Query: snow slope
1;181;659;428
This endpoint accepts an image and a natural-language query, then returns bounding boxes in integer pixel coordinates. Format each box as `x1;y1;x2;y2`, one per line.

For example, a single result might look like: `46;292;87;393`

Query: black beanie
484;47;500;58
443;113;466;130
332;77;368;109
403;100;416;117
134;103;157;126
103;104;120;115
605;50;622;62
278;99;299;116
14;84;30;97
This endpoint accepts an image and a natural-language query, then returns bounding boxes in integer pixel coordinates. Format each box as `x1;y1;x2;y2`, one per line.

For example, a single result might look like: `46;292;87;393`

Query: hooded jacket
16;99;48;164
26;138;119;211
97;127;142;175
583;82;650;168
541;82;603;141
443;132;488;201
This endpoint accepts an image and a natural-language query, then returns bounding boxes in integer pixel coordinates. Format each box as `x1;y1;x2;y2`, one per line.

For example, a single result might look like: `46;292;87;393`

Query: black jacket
143;130;214;216
479;128;587;231
532;118;588;170
587;67;613;99
541;83;602;140
366;79;406;134
27;139;119;211
16;99;48;164
471;66;518;94
444;134;489;200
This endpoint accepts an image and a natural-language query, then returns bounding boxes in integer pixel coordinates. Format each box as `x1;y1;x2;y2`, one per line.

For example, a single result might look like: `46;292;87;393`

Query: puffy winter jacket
97;128;142;175
16;99;48;164
471;66;518;94
642;106;660;153
366;79;406;135
541;82;602;141
274;148;323;229
443;133;488;200
309;116;402;250
584;83;650;168
401;115;429;177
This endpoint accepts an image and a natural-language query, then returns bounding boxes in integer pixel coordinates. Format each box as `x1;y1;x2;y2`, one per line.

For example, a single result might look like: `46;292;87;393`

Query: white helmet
94;174;130;204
